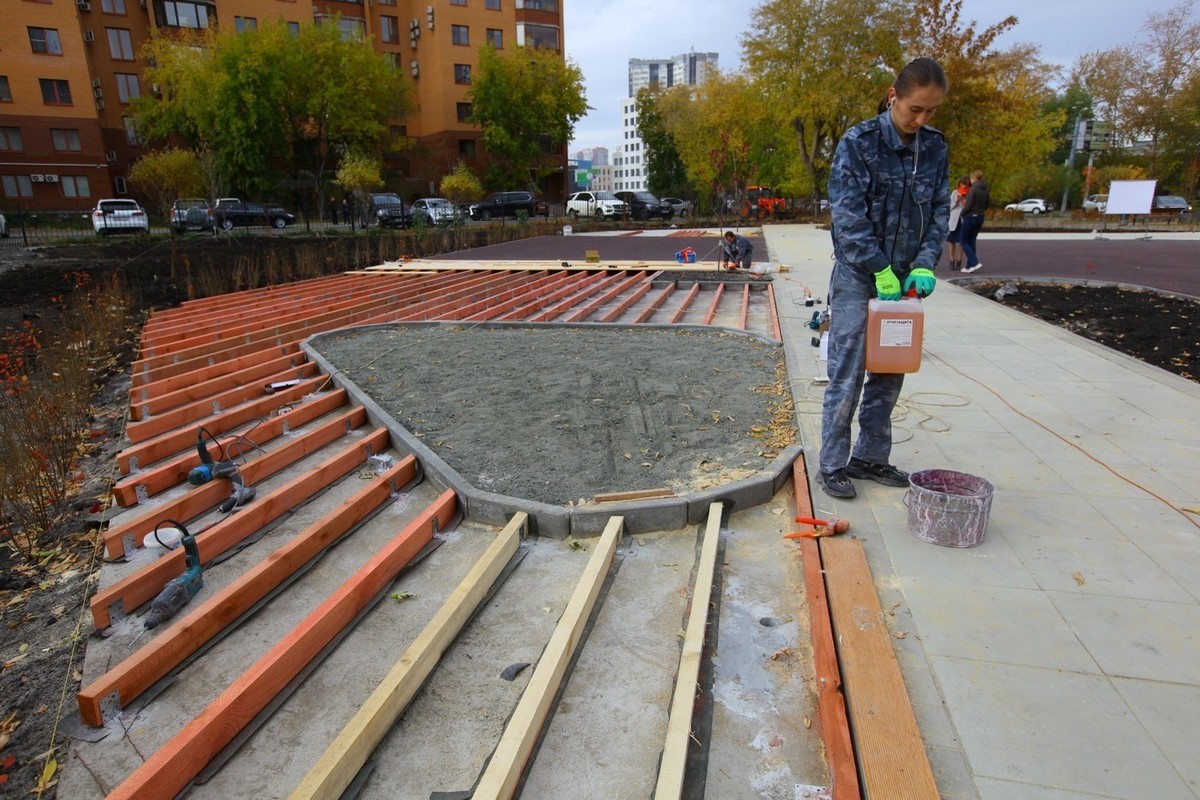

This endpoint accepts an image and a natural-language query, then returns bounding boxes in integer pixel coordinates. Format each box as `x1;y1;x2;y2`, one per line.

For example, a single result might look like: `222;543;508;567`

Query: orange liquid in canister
865;294;924;373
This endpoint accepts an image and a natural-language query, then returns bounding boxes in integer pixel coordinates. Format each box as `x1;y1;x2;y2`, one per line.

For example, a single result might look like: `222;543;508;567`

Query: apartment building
615;51;716;193
0;0;565;213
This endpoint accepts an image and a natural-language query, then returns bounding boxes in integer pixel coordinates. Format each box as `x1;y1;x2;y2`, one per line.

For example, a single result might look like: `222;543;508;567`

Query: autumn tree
335;152;384;229
469;45;589;190
128;147;205;226
635;89;691;198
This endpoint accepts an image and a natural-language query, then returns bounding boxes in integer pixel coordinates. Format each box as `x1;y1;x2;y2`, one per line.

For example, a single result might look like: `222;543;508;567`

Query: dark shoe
819;469;857;499
845;458;909;487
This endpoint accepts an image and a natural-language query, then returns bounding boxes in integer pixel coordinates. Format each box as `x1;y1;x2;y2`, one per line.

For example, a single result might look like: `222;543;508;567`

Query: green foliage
128;147;206;221
635;89;691;197
469;45;589;189
136;19;411;199
439;162;484;206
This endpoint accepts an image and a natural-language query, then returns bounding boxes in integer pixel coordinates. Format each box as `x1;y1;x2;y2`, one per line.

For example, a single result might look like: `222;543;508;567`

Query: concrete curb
303;321;797;537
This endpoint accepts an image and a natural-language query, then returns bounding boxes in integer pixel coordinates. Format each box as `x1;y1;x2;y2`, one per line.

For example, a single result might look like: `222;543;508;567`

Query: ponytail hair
877;57;948;114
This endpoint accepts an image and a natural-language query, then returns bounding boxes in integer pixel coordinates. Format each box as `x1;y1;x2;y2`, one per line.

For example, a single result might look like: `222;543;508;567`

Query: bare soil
0;238;1196;797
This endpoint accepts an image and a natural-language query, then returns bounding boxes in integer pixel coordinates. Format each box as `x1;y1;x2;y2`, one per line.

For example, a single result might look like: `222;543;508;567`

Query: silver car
411;197;459;225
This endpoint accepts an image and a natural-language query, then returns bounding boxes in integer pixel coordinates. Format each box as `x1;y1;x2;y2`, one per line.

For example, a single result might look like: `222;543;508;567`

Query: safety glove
873;265;901;301
903;268;937;298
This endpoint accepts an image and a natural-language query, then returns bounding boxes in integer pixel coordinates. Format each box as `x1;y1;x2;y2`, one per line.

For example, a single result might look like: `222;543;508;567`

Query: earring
886;96;895;110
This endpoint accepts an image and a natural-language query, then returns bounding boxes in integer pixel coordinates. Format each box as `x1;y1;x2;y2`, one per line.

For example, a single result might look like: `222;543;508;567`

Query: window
123;116;141;145
288;22;300;36
3;176;35;198
450;0;466;5
517;23;559;49
454;64;471;84
386;53;402;69
101;0;127;12
516;0;556;9
40;79;72;105
0;127;23;151
115;73;140;103
234;16;257;32
107;28;134;60
456;102;472;122
380;16;399;43
61;176;91;198
0;76;10;102
452;25;469;46
379;0;396;5
458;139;476;158
486;28;502;48
485;0;500;8
29;27;63;55
157;1;212;29
314;14;364;39
114;176;127;194
51;129;82;151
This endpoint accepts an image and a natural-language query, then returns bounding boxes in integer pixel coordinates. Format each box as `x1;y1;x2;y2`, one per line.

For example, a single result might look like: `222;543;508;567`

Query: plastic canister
866;291;924;373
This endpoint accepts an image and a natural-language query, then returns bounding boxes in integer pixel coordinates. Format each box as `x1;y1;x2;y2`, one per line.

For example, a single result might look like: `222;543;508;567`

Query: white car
566;191;628;218
661;197;693;217
1004;198;1049;215
410;197;459;225
1082;194;1108;213
91;199;150;235
0;211;7;237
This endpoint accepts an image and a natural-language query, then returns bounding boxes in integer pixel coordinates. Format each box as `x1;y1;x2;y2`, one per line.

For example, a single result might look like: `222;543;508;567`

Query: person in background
946;175;970;270
327;197;339;225
721;230;754;271
819;57;950;500
959;169;989;273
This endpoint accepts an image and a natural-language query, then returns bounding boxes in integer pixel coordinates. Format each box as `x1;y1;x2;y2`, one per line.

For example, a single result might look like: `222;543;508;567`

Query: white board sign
1105;180;1155;215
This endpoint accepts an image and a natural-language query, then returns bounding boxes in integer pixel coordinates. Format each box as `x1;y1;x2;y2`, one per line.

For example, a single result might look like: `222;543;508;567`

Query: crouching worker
721;230;754;271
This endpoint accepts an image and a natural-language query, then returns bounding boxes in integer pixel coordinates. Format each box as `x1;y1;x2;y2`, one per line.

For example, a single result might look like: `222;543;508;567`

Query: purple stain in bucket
906;469;995;547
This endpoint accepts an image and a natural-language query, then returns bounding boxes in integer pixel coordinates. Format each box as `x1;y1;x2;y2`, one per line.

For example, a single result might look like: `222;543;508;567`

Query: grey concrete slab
764;225;1200;800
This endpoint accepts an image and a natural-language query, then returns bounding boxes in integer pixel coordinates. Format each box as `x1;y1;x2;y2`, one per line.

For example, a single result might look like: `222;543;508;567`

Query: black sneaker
845;458;909;487
819;469;857;499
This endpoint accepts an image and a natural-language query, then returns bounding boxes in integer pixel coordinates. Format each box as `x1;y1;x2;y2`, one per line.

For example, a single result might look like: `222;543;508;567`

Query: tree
469;45;589;190
635;89;691;198
136;19;411;209
439;161;484;207
335;152;384;229
1127;1;1200;171
128;147;206;272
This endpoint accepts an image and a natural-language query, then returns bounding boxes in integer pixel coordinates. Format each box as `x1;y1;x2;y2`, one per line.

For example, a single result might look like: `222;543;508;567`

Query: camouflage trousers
819;259;906;475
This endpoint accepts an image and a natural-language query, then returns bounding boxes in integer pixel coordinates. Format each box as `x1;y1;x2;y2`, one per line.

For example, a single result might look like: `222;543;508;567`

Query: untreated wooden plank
822;537;939;798
592;487;675;503
473;515;623;799
654;501;722;799
104;489;458;800
92;427;390;629
290;512;528;800
793;459;860;799
78;455;419;726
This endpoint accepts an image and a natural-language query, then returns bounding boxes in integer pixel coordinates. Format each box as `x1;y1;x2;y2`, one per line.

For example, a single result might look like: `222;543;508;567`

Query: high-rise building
574;146;608;166
617;51;716;193
0;0;567;213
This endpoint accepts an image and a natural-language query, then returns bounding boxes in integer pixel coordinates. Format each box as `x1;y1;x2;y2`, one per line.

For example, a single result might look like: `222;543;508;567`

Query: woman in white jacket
945;175;969;270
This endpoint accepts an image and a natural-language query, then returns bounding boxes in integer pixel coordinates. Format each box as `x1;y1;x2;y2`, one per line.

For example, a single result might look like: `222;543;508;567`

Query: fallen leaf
569;540;586;551
36;705;47;715
769;647;792;661
1073;571;1085;586
1181;506;1200;515
891;630;909;639
34;758;57;793
802;717;812;728
389;591;413;602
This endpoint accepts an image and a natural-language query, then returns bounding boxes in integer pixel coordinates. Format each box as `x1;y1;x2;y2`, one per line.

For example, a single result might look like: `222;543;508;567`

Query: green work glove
903;267;937;298
873;266;901;301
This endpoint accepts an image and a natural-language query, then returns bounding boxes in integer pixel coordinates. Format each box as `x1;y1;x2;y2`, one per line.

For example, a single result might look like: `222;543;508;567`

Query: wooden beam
592;487;675;503
91;427;389;629
78;456;420;726
767;283;783;342
104;489;458;800
473;515;623;799
792;459;860;799
822;537;940;798
668;283;701;324
290;512;528;800
654;501;722;799
701;283;726;326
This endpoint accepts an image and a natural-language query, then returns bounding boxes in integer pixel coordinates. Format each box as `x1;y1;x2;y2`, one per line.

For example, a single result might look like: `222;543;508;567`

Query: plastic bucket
904;469;994;547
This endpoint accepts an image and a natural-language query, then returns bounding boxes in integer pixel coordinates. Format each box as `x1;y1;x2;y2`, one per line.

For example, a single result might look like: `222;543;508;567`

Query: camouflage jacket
828;110;950;278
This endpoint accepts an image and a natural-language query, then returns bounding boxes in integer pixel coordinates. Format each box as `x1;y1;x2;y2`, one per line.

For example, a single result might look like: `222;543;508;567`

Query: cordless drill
187;430;256;511
144;520;203;629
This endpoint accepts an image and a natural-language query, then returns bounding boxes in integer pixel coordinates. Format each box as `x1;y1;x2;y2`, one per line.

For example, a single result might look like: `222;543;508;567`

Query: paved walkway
765;225;1200;800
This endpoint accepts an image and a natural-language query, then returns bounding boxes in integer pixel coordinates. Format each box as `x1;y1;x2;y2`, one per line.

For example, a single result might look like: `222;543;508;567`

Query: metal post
1060;114;1083;213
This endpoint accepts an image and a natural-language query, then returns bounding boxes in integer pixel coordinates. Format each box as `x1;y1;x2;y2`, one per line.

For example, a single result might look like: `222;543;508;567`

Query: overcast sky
564;0;1191;152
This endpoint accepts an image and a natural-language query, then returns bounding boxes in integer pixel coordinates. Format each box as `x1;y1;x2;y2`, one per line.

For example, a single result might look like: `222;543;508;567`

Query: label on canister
879;318;915;347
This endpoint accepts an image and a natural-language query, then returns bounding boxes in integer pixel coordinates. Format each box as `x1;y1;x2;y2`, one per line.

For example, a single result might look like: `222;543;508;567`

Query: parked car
1151;195;1191;215
614;190;673;221
660;197;693;218
91;199;150;235
565;191;628;219
170;198;214;234
468;191;539;220
1004;198;1049;215
368;193;412;228
410;197;459;226
0;211;7;238
215;201;296;230
1081;194;1108;213
533;198;550;217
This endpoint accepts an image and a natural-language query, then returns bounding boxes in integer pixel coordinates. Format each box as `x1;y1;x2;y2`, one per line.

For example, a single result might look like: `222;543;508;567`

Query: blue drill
144;520;203;630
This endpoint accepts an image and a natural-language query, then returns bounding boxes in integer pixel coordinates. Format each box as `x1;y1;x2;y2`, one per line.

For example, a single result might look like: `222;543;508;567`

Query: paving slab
764;224;1200;800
